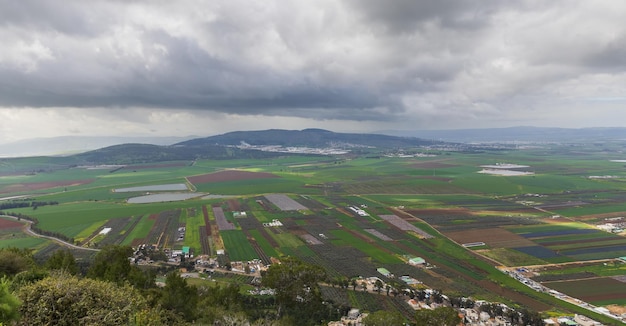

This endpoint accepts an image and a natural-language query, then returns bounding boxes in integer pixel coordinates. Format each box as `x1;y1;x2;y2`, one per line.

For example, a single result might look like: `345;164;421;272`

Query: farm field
2;144;626;322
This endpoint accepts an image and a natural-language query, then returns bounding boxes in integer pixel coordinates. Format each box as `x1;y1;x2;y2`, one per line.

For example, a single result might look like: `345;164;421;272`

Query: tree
87;245;133;283
414;306;461;326
17;273;163;325
87;245;154;289
0;247;34;277
0;276;20;324
374;279;383;294
261;256;326;318
362;310;405;326
159;271;198;321
45;249;78;275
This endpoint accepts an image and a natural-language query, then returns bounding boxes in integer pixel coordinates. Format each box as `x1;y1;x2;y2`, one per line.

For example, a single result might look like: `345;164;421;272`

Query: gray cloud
1;0;626;133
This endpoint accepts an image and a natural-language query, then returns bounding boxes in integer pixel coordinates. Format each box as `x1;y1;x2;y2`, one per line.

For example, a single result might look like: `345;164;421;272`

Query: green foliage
0;277;20;324
17;273;157;326
44;249;78;275
0;248;34;277
159;271;198;322
87;245;154;289
362;310;405;326
414;306;461;326
261;256;327;320
87;245;133;283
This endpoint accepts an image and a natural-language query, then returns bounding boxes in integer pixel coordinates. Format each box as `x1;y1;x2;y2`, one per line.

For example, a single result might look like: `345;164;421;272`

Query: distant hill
0;135;196;158
379;126;626;143
176;128;439;148
72;129;441;165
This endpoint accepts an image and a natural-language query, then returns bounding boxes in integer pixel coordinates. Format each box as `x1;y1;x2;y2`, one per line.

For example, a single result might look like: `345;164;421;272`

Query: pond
127;193;203;204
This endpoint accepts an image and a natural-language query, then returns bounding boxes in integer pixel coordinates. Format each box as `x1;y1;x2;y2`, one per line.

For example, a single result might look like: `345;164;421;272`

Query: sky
1;0;626;144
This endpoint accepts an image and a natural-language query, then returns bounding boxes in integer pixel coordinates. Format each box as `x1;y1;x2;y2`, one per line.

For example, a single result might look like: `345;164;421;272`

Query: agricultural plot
544;278;626;306
363;229;393;241
507;223;626;261
213;206;236;231
137;210;180;249
0;179;95;194
188;170;279;185
220;230;258;261
264;194;307;211
444;228;536;249
114;183;188;192
380;215;432;238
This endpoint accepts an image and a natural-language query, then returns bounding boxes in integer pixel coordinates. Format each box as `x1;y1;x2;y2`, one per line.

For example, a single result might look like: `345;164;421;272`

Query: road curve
1;214;100;252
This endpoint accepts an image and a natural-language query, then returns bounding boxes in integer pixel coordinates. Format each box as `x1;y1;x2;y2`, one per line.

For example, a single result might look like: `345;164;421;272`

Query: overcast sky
1;0;626;143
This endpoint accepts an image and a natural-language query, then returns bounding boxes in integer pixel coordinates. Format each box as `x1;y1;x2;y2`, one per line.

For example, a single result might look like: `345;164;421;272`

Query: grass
330;229;401;264
478;248;547;267
0;236;48;249
220;230;257;261
183;207;204;250
74;220;108;243
121;214;154;246
248;229;279;258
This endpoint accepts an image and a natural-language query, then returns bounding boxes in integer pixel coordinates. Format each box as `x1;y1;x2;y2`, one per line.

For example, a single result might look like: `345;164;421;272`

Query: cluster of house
174;226;185;241
327;308;367;326
596;218;625;234
262;219;283;227
348;205;369;217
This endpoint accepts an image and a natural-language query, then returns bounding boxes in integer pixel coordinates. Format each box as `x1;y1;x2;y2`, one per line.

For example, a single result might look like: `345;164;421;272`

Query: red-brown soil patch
476;279;551;311
227;199;241;211
0;179;95;193
0;218;22;229
411;162;458;169
445;228;536;248
188;170;279;184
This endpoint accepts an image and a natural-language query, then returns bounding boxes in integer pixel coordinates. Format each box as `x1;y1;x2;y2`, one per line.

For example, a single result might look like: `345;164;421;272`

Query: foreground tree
45;249;78;275
0;248;34;277
17;273;165;325
414;306;461;326
261;256;326;320
159;271;198;321
87;245;154;289
0;277;20;324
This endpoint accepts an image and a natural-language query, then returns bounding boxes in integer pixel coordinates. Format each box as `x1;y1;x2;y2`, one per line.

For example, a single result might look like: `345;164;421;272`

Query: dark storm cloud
346;0;504;32
2;0;626;129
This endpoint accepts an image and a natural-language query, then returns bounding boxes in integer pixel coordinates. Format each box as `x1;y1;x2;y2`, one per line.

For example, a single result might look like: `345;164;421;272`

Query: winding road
1;214;100;252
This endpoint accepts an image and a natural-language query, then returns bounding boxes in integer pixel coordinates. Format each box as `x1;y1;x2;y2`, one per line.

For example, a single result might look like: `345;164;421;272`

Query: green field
2;147;626;323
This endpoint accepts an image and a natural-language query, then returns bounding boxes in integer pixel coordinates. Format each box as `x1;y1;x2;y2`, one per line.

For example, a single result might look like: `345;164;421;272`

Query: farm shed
408;257;426;265
377;267;391;277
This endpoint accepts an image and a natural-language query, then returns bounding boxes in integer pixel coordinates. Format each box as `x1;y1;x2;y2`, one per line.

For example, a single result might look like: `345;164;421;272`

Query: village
131;242;612;326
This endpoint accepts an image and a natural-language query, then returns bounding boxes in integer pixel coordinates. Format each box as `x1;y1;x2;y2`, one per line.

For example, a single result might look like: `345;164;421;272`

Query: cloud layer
1;1;626;141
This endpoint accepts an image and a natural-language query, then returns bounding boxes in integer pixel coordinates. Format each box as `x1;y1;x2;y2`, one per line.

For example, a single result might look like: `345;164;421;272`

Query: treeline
0;201;58;210
0;246;350;325
0;211;73;244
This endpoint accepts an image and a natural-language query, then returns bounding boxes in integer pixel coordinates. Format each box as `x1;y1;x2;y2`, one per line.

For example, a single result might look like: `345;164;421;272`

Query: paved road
1;214;100;252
